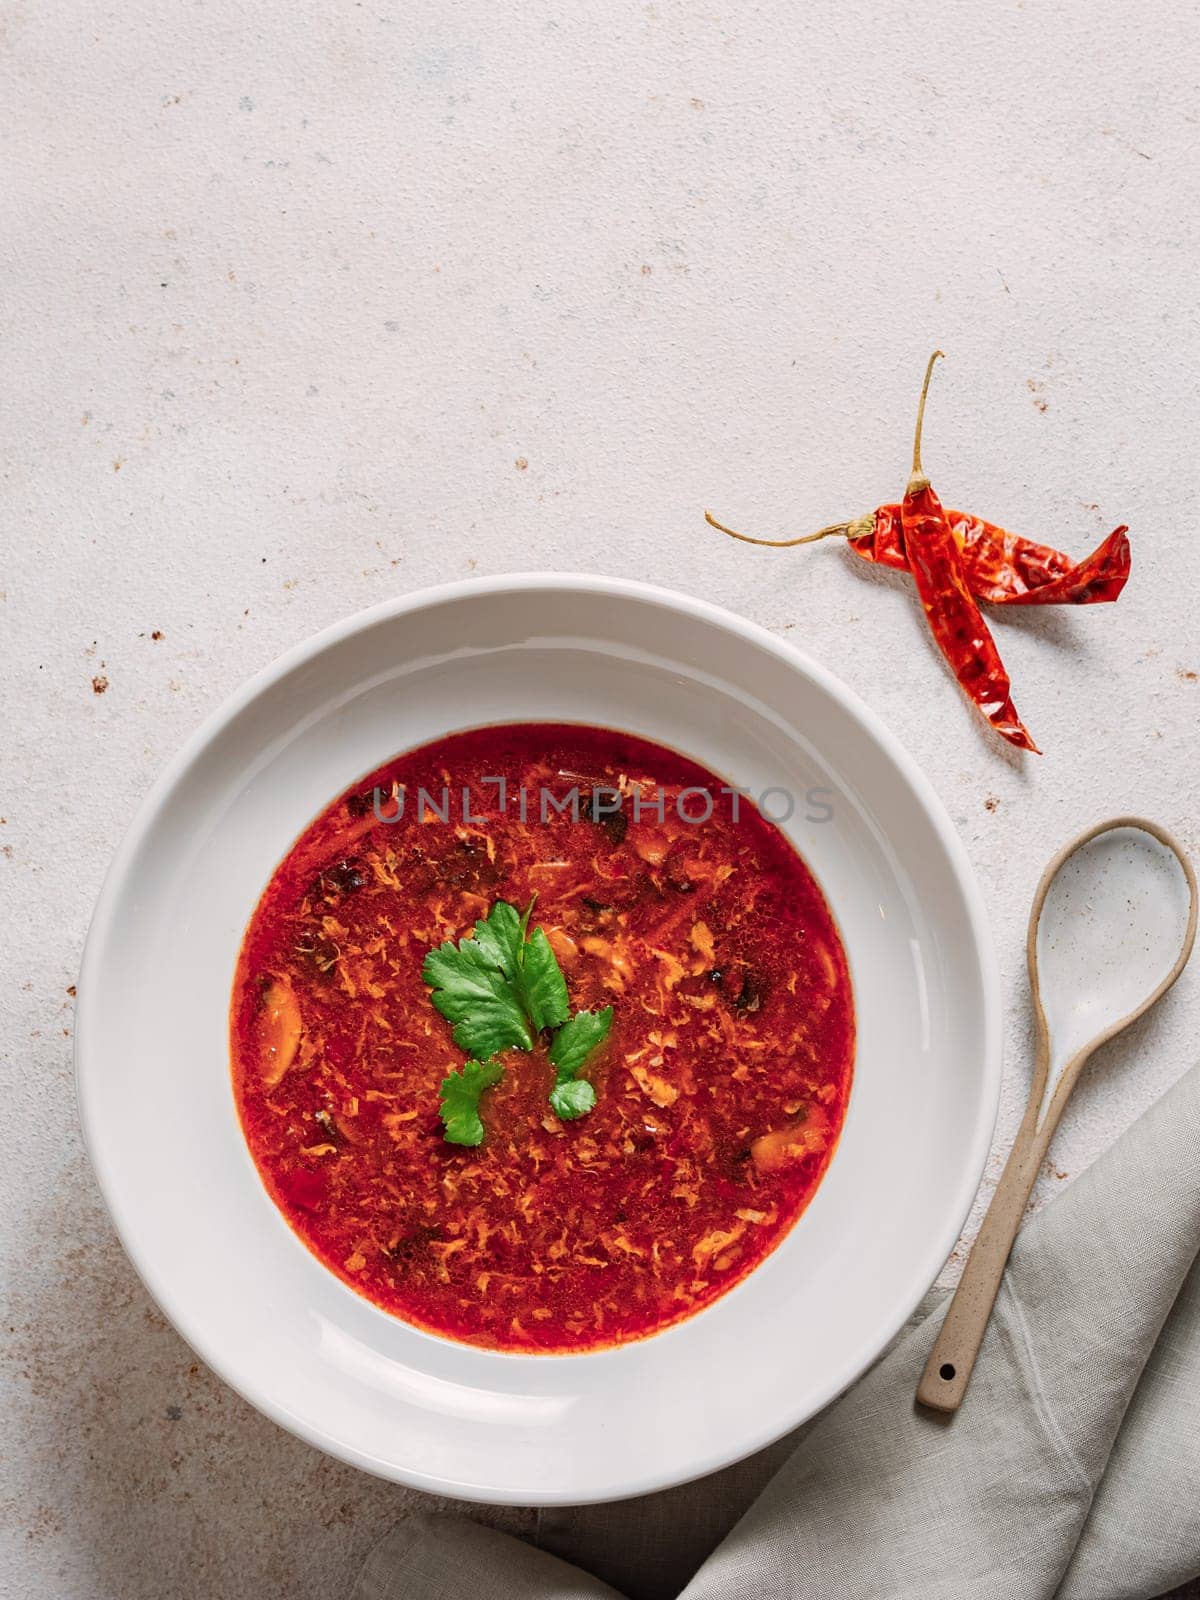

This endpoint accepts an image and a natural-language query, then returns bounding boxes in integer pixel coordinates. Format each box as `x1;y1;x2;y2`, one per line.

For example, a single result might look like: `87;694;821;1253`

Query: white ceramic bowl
77;575;1000;1505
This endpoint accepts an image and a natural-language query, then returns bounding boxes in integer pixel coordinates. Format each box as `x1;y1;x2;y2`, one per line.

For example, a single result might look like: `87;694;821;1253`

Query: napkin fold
354;1060;1200;1600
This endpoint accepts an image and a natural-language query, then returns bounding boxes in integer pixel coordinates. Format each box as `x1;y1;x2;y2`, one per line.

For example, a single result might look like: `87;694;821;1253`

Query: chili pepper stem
909;349;945;492
704;510;854;548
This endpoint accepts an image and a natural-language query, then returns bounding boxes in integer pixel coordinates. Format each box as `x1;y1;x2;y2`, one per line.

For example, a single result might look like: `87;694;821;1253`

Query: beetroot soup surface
232;724;854;1352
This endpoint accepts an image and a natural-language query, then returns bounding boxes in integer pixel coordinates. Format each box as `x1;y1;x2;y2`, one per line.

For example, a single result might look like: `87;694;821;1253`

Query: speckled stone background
3;2;1199;1596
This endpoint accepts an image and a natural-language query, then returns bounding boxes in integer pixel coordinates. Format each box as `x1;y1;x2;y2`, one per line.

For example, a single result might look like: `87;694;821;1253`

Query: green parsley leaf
549;1077;597;1120
423;899;569;1062
519;926;570;1032
549;1006;614;1075
422;926;533;1060
439;1059;504;1146
468;898;526;979
425;901;612;1142
547;1006;613;1120
472;898;568;1032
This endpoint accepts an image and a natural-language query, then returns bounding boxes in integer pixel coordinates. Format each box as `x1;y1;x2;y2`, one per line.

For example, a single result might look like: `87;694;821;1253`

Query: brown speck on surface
67;985;76;997
91;675;109;695
112;460;122;471
1026;378;1048;413
514;457;528;470
151;629;164;641
641;264;652;275
984;796;1000;812
1178;668;1197;682
22;1502;64;1546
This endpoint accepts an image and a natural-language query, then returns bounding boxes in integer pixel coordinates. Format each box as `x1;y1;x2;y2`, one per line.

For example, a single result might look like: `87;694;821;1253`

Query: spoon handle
915;1103;1054;1412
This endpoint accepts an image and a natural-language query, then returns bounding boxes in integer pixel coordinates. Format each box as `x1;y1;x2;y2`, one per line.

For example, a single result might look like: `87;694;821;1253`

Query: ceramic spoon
916;816;1197;1413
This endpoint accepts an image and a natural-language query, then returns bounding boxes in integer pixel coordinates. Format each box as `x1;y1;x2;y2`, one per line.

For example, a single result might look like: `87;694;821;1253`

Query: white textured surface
2;2;1199;1597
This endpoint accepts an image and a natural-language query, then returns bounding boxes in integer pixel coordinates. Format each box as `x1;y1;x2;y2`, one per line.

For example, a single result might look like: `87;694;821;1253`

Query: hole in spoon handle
915;1231;1017;1412
916;1114;1045;1412
917;1338;974;1412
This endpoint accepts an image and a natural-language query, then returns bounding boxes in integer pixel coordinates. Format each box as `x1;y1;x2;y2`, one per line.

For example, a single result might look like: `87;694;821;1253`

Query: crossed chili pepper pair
708;352;1130;754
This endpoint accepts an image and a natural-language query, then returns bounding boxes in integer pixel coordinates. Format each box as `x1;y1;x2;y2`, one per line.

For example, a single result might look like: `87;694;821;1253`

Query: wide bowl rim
75;571;1002;1503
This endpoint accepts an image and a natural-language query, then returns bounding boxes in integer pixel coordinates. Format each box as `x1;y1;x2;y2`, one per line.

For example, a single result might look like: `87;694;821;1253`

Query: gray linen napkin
354;1059;1200;1600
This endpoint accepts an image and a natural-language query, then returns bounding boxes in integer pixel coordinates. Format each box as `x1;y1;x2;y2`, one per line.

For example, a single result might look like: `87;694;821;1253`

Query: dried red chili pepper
845;506;1129;606
899;352;1038;752
707;353;1134;751
707;502;1129;608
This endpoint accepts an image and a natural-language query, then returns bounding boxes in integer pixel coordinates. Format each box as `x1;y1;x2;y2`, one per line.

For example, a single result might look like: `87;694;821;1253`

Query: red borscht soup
231;724;853;1352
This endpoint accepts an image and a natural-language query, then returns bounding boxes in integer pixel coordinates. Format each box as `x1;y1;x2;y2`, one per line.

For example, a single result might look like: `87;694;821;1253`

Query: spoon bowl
917;817;1197;1412
1033;821;1197;1121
